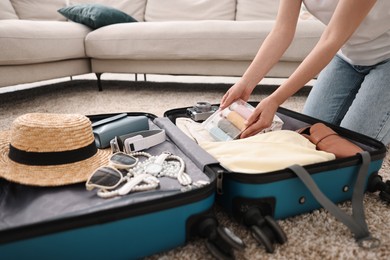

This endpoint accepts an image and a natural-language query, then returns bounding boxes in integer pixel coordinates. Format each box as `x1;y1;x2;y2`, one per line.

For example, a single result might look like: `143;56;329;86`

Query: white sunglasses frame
109;152;139;169
86;165;128;191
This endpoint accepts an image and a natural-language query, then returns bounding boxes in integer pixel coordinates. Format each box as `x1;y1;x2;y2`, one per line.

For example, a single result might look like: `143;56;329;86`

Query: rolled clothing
209;126;233;141
230;102;253;120
217;117;241;139
223;109;246;131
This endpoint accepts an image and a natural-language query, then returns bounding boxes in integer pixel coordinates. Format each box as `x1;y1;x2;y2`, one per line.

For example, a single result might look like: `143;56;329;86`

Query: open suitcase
0;112;244;260
164;103;390;252
1;107;389;259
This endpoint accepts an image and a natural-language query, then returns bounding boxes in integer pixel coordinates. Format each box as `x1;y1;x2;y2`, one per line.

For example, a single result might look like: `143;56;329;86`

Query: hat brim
0;131;111;186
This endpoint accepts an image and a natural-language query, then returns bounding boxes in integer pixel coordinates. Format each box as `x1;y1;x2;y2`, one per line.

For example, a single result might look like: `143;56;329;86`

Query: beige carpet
0;79;389;260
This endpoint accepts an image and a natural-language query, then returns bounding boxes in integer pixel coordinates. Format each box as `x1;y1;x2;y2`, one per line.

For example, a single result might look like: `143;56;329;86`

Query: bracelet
129;151;152;159
128;152;192;186
96;151;192;199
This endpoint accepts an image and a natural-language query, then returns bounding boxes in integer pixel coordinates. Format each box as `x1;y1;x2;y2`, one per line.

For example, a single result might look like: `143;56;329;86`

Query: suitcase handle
288;151;381;249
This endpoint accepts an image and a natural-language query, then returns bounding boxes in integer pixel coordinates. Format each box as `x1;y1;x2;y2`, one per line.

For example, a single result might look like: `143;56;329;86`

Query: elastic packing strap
154;117;219;171
288;152;380;248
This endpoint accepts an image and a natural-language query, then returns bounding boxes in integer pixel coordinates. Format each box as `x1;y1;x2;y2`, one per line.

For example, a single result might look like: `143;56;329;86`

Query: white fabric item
236;0;279;21
144;0;235;21
10;0;67;21
68;0;146;21
176;118;215;143
0;20;90;65
199;130;336;174
303;0;390;65
0;1;18;20
85;20;324;61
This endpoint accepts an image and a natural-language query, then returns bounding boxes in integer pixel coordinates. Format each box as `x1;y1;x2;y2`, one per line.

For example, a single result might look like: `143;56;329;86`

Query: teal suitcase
164;104;389;252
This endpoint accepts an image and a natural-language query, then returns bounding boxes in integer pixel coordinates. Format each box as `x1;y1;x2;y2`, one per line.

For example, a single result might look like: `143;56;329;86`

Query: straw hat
0;113;111;186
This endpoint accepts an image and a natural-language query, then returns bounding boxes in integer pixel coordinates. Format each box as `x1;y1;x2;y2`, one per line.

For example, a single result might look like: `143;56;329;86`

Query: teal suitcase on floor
164;104;389;252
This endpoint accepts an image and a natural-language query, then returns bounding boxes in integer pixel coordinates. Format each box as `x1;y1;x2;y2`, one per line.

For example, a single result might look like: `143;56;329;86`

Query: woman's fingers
240;101;276;138
220;92;231;110
220;82;251;110
241;117;267;138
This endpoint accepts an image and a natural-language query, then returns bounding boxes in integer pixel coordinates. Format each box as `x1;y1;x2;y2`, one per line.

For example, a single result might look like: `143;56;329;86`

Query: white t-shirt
303;0;390;66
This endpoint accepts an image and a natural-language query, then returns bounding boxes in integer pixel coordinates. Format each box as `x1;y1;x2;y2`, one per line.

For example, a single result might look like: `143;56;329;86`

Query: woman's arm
242;0;377;138
269;0;377;108
220;0;302;109
239;0;303;90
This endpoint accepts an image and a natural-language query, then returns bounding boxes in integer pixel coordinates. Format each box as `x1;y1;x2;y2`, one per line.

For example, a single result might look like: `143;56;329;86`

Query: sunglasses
86;152;138;191
86;167;160;198
109;152;138;169
86;165;128;191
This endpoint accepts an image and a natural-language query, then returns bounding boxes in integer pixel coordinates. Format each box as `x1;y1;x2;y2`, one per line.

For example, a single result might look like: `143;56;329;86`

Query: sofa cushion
85;20;324;62
0;1;18;20
58;4;137;29
236;0;280;21
10;0;67;21
69;0;146;22
0;20;91;65
144;0;235;21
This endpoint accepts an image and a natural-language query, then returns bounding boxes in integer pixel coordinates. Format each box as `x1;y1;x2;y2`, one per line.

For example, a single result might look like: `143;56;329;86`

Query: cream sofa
0;0;325;89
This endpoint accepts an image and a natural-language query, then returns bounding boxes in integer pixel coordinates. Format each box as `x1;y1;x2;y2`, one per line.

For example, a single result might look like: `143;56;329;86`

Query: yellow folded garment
199;130;336;173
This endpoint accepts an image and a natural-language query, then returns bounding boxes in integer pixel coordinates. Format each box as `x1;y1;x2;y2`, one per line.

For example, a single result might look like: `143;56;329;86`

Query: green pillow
58;4;137;29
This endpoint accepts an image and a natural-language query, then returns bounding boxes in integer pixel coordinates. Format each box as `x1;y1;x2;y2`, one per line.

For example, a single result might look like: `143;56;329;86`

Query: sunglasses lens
110;153;137;167
88;166;122;188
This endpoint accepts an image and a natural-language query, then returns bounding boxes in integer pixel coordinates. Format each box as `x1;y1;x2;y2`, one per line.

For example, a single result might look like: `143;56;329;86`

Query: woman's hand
220;80;281;139
220;80;254;110
240;96;280;138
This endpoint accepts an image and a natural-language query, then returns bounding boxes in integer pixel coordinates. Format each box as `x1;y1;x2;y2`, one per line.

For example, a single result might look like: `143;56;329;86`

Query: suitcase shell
164;105;387;221
0;113;217;259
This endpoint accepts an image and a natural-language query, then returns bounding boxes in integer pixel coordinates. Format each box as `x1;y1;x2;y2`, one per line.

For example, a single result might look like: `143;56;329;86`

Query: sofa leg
134;74;147;81
96;73;103;91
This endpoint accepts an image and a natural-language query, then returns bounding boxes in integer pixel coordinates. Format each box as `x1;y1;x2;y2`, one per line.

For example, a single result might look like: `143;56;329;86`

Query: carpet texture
0;80;389;260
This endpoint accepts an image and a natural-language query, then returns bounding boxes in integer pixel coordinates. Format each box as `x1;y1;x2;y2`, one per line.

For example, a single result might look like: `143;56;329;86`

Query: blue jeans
303;55;390;145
